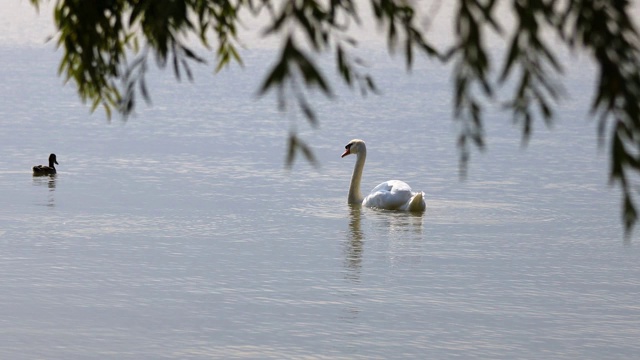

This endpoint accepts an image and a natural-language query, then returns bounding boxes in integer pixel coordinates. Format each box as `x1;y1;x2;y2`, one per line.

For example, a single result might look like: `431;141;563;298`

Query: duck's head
341;139;365;158
49;153;58;166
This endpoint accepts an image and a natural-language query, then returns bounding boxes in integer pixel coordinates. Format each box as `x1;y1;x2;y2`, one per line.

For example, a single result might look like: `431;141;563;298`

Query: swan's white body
342;139;426;212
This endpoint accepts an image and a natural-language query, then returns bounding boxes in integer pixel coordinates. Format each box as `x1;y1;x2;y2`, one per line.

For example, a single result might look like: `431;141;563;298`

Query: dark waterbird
33;154;58;175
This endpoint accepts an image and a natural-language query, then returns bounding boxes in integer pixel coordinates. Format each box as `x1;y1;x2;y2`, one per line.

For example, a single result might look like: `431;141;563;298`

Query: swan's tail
408;192;426;212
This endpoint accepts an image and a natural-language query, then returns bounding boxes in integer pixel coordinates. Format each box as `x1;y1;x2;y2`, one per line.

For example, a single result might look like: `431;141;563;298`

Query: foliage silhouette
29;0;640;234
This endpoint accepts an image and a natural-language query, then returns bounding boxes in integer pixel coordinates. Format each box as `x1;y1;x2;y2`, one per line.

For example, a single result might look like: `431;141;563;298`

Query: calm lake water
2;29;640;360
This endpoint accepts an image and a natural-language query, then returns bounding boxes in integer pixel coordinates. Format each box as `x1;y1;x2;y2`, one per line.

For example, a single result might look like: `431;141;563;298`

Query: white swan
341;139;426;212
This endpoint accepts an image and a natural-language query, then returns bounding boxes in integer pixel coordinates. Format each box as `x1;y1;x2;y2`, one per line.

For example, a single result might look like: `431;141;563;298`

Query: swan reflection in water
374;210;425;267
345;204;425;278
32;174;57;207
341;205;426;323
344;204;364;282
339;204;365;324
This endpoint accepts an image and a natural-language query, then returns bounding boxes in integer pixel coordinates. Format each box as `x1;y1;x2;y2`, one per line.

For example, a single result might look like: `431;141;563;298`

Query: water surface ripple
0;45;638;360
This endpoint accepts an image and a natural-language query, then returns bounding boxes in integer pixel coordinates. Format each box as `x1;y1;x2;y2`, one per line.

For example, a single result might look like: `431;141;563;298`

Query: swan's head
341;139;365;158
49;153;58;165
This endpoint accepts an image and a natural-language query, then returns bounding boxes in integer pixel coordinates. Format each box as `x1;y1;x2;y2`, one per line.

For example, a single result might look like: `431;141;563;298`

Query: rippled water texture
2;17;640;360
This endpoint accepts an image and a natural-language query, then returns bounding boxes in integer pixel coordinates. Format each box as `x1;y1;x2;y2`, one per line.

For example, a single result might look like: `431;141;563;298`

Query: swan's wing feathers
387;180;413;193
368;181;391;194
368;180;412;193
363;180;413;209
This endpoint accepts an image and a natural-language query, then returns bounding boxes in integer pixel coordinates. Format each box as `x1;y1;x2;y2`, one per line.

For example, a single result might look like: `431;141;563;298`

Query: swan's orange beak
341;148;350;158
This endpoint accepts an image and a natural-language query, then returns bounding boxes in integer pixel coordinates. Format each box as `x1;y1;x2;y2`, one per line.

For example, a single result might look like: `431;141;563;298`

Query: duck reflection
32;174;57;207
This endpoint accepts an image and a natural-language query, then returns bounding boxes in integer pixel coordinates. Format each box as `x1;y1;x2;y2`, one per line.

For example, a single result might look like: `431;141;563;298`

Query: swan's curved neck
348;147;366;204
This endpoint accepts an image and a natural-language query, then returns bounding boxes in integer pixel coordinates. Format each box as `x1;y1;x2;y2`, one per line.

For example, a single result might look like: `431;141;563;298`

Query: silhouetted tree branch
29;0;640;235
